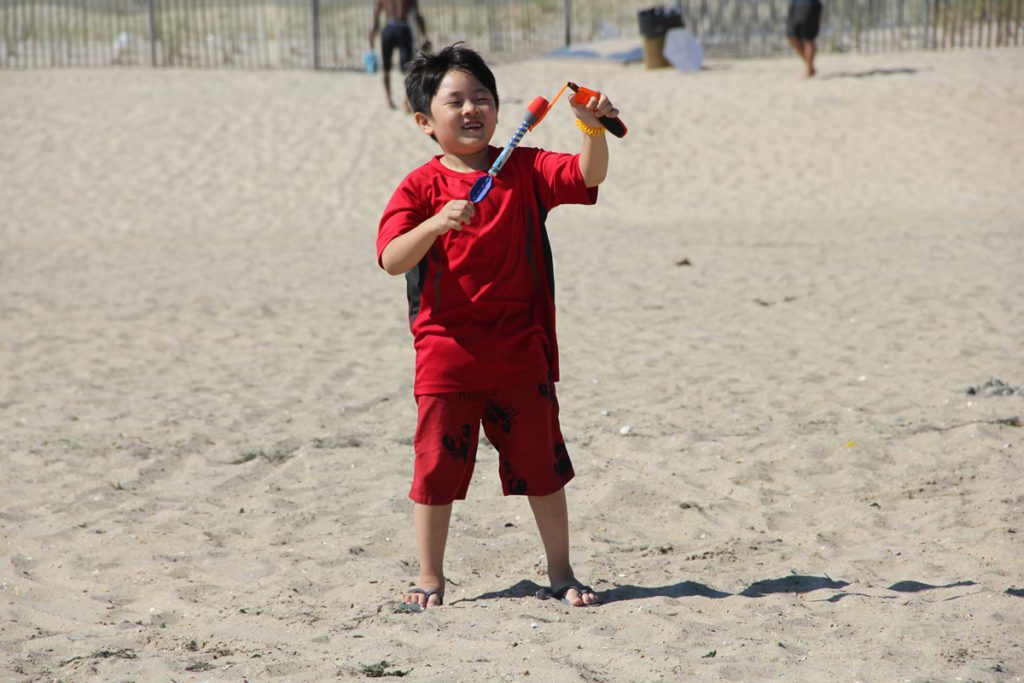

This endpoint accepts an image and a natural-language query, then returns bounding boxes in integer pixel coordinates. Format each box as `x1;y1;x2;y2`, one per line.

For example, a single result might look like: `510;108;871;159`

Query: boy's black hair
404;43;499;116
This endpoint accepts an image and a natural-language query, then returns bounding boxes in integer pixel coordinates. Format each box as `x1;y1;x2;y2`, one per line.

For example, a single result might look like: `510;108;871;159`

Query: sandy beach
2;45;1023;681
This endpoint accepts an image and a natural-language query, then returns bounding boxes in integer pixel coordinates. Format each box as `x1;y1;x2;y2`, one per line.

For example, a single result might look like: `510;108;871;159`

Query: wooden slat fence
678;0;1022;56
1;0;1021;70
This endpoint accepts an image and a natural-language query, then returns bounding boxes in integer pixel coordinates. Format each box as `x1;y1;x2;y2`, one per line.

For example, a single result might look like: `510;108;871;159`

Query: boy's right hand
432;199;475;235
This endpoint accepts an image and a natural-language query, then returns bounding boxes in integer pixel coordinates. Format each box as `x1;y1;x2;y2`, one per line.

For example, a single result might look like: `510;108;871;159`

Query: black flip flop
537;583;598;606
399;587;443;612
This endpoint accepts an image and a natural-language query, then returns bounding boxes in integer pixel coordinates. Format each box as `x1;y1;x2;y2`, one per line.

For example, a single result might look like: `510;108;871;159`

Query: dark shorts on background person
381;20;414;72
410;379;575;505
787;0;823;40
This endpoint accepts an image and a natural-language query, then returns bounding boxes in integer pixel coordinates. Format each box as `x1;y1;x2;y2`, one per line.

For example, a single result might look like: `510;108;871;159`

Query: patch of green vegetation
359;660;410;678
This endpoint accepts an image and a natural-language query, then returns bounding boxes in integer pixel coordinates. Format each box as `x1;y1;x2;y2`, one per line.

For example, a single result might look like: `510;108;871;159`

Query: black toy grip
599;115;627;138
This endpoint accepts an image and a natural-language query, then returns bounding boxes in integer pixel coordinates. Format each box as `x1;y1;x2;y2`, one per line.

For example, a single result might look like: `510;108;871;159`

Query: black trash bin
637;6;685;69
637;7;684;37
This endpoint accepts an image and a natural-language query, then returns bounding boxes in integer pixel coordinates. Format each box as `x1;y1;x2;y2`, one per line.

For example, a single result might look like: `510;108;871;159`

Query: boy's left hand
569;91;619;130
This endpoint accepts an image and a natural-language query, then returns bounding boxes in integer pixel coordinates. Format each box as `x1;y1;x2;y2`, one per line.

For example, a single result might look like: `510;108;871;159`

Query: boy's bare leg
403;502;451;608
528;488;600;606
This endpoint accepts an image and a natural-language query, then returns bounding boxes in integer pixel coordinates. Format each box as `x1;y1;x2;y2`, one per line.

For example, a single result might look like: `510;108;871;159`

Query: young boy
376;44;618;609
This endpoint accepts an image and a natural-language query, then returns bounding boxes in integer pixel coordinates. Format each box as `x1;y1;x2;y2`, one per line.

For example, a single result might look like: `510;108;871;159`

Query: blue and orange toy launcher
468;82;627;204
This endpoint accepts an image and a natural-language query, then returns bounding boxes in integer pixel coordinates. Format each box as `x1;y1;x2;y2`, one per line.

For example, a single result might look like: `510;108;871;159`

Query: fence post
564;0;572;47
312;0;321;69
148;0;157;67
486;0;502;54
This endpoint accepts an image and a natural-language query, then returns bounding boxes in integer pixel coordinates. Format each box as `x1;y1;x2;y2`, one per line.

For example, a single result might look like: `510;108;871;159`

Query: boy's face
415;69;497;159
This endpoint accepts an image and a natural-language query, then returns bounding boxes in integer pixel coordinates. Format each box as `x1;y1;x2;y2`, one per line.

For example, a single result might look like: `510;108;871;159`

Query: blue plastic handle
469;174;493;204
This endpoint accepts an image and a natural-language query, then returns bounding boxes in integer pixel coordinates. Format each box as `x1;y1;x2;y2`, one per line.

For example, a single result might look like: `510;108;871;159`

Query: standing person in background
787;0;822;77
369;0;429;110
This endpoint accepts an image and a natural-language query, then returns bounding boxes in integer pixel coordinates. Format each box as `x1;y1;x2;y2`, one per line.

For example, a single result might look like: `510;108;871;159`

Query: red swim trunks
410;378;575;505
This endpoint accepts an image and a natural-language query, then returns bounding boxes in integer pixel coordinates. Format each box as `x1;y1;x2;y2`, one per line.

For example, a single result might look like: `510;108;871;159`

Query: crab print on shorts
553;442;573;481
484;401;518;434
501;459;529;495
538;380;558;405
442;424;473;463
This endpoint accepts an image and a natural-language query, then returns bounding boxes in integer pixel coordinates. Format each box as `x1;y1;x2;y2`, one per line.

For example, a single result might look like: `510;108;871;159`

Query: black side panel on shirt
536;201;555;300
406;256;427;324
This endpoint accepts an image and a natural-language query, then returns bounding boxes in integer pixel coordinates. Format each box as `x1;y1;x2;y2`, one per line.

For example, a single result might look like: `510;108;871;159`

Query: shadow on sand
887;580;977;593
821;67;925;79
455;574;994;606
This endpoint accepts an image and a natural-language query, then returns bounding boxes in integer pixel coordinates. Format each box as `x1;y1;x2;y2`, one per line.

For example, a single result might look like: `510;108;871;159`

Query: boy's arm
570;93;618;187
380;199;475;275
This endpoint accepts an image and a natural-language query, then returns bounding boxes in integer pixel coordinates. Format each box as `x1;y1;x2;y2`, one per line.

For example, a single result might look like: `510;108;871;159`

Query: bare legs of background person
803;39;817;77
788;36;817;77
383;70;413;112
382;70;396;109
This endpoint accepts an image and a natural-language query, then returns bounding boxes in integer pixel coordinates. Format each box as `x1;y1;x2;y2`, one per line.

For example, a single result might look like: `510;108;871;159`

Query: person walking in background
787;0;822;77
369;0;429;109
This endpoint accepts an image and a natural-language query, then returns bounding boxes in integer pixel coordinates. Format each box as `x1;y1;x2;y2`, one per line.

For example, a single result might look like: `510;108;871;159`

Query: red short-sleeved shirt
377;145;598;395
